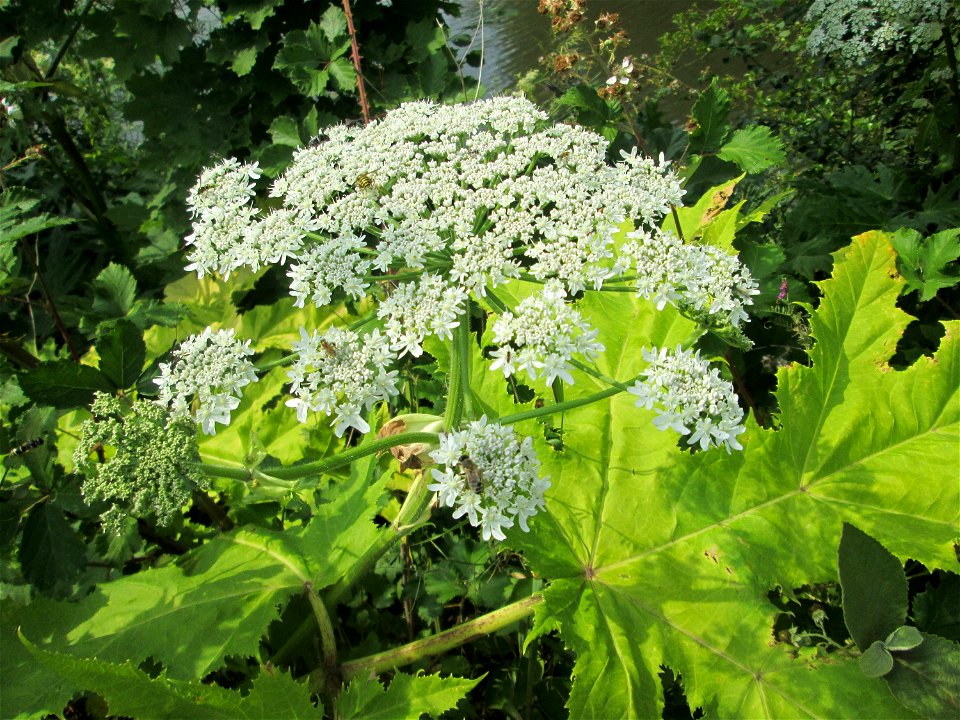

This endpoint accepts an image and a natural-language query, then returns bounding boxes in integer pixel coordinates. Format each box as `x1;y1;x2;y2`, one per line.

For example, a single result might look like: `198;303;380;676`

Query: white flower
628;345;746;453
285;326;399;436
619;228;758;329
154;328;257;434
378;274;467;358
490;280;603;386
428;417;550;541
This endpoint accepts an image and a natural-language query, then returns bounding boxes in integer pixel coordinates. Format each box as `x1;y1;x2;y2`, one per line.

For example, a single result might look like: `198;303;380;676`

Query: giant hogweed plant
2;97;958;718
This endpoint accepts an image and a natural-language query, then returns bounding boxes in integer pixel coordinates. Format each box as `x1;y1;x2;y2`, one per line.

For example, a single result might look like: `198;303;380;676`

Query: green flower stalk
73;392;206;534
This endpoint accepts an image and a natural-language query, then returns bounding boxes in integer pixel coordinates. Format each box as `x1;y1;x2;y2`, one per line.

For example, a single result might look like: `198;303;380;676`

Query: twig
341;0;371;125
474;0;485;101
20;238;80;362
46;0;97;80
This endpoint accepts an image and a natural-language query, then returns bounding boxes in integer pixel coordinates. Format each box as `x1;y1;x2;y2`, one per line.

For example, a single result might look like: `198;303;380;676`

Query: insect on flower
456;454;484;494
10;438;43;455
353;172;377;192
320;340;338;357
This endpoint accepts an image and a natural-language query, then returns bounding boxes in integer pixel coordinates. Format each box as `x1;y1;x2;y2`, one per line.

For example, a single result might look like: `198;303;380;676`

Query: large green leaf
4;467;390;717
20;636;323;720
513;231;959;718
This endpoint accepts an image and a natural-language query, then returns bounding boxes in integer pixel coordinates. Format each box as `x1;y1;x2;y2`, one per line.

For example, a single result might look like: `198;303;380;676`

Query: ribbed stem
339;594;543;680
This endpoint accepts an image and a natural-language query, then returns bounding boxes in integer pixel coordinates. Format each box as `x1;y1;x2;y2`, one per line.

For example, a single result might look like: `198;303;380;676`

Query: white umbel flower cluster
429;417;551;541
629;345;746;453
806;0;948;65
154;328;258;435
187;97;685;332
285;326;400;436
378;274;467;358
618;228;759;329
490;280;604;385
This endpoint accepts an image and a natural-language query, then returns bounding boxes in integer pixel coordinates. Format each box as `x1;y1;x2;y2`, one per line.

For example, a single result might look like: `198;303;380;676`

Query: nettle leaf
96;318;146;390
20;635;323;719
717;126;786;174
512;230;958;718
18;503;86;592
6;469;390;716
336;671;481;720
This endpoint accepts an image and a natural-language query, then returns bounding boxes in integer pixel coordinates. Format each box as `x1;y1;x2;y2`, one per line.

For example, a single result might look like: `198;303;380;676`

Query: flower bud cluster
629;345;746;453
74;393;205;534
429;417;551;541
285;326;400;436
806;0;948;65
490;280;603;385
154;327;258;435
618;228;759;329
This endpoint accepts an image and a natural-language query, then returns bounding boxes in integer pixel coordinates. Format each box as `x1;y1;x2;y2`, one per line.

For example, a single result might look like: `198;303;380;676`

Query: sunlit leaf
513;230;959;718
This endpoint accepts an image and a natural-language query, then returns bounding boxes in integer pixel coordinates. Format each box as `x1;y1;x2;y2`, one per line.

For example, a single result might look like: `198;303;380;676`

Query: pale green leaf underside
514;231;959;718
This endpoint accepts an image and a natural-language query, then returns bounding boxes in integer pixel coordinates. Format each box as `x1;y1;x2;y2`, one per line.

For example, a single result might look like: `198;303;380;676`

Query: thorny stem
341;0;371;125
340;594;542;680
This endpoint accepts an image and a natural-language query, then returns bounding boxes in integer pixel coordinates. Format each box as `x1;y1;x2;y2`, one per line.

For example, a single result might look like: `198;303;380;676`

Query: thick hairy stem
341;0;371;125
340;594;542;680
272;470;435;666
455;303;475;420
200;431;439;481
444;323;464;431
305;582;340;697
499;380;634;426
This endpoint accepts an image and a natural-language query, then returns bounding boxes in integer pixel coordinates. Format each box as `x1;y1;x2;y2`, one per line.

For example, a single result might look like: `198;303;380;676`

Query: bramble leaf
717;125;786;173
513;230;959;718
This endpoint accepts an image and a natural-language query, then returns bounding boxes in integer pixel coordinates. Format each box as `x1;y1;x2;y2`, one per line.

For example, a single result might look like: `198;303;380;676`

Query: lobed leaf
19;634;322;719
512;230;959;718
4;467;391;717
336;671;482;720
